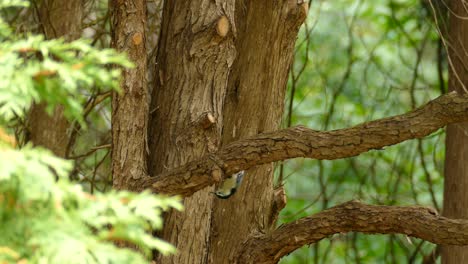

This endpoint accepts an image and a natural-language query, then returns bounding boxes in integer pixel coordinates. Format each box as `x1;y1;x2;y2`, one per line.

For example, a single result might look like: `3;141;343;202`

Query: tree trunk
110;0;148;190
28;0;83;157
209;2;306;262
147;1;306;263
148;2;236;263
441;0;468;263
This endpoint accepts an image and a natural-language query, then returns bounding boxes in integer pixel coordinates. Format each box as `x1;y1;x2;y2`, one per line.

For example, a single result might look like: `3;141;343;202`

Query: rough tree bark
238;200;468;264
209;2;307;262
147;1;236;263
442;0;468;263
110;0;148;190
135;92;468;196
107;1;468;263
145;1;306;263
28;0;83;157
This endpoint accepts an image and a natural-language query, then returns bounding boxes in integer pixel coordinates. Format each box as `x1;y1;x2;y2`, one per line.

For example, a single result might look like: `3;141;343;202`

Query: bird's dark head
214;170;244;199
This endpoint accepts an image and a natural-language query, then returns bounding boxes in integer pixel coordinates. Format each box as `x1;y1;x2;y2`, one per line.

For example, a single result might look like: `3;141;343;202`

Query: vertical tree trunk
441;1;468;263
28;106;70;157
147;1;306;263
209;2;306;262
28;0;83;157
37;0;83;41
110;0;148;190
148;2;236;263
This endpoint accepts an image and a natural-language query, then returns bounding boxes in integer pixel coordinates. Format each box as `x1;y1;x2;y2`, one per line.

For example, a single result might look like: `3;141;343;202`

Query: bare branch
237;200;468;264
134;91;468;196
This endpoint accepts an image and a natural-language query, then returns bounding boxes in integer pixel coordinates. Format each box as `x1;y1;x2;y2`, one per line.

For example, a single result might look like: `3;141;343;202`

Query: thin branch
134;91;468;196
65;91;111;158
237;200;468;264
68;144;111;159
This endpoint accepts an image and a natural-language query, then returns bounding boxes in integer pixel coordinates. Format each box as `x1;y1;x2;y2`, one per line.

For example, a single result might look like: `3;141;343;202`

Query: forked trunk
148;1;306;263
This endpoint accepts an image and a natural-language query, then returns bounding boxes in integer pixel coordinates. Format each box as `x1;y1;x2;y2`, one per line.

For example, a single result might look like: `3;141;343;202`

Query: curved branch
237;200;468;264
134;91;468;195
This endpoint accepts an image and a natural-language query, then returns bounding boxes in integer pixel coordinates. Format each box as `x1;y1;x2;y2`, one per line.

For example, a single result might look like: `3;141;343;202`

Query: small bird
214;171;245;199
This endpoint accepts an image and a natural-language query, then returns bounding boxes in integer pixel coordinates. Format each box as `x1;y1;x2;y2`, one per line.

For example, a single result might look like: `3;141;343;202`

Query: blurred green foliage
279;0;445;263
0;1;182;263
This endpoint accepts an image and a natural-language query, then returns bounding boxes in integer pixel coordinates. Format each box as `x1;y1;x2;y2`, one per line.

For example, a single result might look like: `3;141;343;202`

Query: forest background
1;0;466;263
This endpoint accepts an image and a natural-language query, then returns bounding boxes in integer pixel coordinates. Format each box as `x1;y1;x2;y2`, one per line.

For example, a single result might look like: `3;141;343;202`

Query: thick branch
237;200;468;264
135;92;468;195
